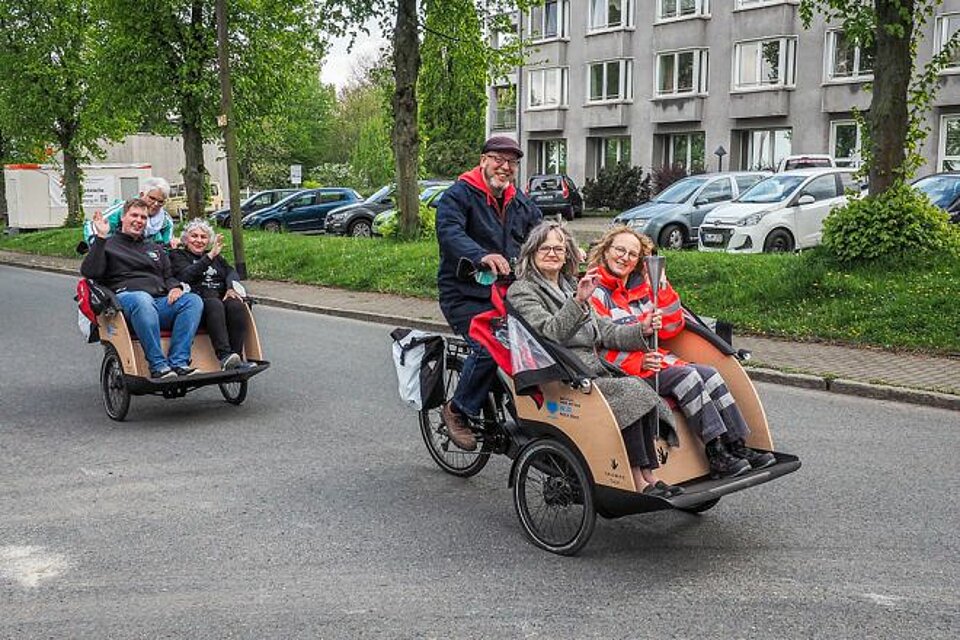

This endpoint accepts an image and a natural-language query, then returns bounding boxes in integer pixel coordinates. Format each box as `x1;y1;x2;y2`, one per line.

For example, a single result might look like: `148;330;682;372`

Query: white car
698;168;858;253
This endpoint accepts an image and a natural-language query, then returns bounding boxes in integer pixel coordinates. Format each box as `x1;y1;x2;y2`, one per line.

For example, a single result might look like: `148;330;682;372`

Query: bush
581;163;652;211
651;164;688;195
823;181;960;262
379;202;436;240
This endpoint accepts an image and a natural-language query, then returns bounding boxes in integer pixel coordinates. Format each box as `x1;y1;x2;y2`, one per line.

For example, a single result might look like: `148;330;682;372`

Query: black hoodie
80;232;182;296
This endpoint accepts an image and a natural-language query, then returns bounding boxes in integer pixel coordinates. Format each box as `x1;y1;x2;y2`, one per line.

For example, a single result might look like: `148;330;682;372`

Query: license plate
703;232;723;243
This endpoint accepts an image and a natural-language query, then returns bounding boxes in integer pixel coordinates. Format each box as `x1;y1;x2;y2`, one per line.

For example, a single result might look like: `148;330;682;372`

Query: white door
794;174;841;248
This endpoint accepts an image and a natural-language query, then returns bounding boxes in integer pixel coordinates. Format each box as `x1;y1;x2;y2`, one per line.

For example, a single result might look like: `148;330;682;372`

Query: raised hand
92;210;110;238
575;267;601;303
209;233;224;259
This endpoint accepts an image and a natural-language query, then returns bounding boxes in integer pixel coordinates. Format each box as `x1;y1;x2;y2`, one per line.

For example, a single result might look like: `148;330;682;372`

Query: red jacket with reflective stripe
589;266;687;378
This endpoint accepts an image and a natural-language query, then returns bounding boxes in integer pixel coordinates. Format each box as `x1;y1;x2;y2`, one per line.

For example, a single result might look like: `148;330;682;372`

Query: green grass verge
2;228;958;353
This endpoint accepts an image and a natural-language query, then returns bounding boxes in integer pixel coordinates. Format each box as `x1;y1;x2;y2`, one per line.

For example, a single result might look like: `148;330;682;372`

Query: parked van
167;180;223;218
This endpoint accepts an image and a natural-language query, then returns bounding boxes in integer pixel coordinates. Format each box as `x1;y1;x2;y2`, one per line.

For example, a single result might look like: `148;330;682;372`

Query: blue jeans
451;334;497;418
117;290;203;372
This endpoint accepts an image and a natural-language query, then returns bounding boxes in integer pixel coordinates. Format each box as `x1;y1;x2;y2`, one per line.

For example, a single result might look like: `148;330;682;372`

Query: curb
2;254;958;412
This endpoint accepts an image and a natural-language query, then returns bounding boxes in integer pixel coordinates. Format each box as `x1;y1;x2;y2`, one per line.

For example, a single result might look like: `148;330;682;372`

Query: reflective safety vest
590;266;686;379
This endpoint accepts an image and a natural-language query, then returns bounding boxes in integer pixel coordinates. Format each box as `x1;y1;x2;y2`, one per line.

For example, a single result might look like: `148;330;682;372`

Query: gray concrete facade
487;0;960;189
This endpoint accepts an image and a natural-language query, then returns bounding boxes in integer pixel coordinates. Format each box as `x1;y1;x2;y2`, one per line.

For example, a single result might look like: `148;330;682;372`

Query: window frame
655;0;710;22
595;136;632;174
824;29;874;83
829;119;863;168
527;67;569;110
586;59;634;104
735;0;796;9
534;139;568;175
935;12;960;73
740;128;793;171
732;36;797;91
938;114;960;171
662;131;706;172
527;0;569;42
588;0;635;33
654;48;709;98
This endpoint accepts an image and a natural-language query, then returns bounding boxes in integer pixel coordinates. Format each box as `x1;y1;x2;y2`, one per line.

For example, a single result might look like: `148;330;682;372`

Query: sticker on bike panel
544;396;581;420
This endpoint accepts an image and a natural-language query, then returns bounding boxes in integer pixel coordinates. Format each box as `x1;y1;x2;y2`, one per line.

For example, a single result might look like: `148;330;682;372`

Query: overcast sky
321;27;387;91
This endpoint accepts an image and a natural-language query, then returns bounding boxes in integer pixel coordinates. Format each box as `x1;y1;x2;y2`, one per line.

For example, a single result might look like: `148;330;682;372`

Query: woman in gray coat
506;221;681;497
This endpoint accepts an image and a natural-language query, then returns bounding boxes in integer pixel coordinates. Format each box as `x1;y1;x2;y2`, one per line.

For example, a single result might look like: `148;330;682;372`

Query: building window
830;120;863;167
589;0;634;31
656;0;709;20
528;68;568;109
528;0;568;41
491;84;517;130
733;37;796;89
936;13;960;70
660;132;705;171
826;30;874;81
595;136;632;174
741;128;793;170
534;139;568;174
588;59;633;103
656;49;708;97
939;115;960;170
491;12;518;50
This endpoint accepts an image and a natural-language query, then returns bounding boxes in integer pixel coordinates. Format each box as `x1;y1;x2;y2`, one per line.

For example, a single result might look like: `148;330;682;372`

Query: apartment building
487;0;960;187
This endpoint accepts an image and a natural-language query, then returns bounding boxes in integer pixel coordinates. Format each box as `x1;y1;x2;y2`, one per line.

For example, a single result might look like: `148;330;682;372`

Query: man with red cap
435;136;542;450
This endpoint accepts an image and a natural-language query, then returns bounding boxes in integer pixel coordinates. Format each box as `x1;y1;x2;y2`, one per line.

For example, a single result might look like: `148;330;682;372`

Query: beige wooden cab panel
97;304;264;375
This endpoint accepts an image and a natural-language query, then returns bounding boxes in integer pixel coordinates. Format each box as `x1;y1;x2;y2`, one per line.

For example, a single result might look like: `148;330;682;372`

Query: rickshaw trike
95;302;270;421
414;306;801;556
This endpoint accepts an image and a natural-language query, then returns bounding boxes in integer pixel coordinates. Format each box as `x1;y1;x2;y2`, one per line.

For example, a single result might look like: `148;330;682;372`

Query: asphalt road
1;265;958;639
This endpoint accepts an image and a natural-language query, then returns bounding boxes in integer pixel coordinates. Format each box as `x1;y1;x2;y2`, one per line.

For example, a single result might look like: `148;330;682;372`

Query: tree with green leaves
322;0;530;238
419;0;487;179
0;0;132;226
97;0;326;218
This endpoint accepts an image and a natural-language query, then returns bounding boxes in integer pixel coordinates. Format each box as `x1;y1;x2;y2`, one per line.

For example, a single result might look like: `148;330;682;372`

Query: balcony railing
491;108;517;130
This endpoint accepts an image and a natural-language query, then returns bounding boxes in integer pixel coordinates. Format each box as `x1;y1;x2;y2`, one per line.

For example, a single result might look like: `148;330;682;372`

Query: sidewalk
4;249;959;411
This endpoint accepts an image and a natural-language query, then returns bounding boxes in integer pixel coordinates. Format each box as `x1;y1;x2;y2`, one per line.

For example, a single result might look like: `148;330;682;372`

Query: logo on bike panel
544;396;580;420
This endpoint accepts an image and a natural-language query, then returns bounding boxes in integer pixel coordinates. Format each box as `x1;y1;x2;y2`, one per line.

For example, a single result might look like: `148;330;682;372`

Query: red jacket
589;265;686;378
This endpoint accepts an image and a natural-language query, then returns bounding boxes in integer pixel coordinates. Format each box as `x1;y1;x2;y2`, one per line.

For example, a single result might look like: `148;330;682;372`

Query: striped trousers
648;363;749;444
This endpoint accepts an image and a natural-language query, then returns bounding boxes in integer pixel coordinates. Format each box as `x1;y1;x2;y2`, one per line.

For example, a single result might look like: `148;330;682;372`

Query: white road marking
0;545;69;588
862;592;904;607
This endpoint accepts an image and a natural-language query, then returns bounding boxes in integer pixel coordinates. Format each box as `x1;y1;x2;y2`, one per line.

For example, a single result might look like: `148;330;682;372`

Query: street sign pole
215;0;247;279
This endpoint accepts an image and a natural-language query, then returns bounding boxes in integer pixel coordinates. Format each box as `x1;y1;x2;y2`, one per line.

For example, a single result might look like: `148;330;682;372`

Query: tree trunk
0;131;8;225
182;119;207;220
392;0;421;239
62;144;84;228
870;0;915;195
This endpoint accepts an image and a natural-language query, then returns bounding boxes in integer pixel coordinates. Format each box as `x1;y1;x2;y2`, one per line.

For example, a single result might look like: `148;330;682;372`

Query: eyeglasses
537;244;567;256
610;245;642;261
484;154;520;169
144;194;166;205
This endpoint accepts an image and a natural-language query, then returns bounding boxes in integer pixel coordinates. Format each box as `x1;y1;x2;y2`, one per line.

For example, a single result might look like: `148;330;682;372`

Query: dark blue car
241;188;362;232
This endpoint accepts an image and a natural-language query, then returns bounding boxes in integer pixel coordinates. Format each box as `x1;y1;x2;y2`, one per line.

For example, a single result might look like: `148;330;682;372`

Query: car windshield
366;185;394;203
913;176;960;208
653;177;709;203
529;176;563;192
738;175;807;203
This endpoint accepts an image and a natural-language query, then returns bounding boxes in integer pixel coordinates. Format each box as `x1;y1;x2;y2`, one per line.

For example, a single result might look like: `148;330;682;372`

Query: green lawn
3;227;958;354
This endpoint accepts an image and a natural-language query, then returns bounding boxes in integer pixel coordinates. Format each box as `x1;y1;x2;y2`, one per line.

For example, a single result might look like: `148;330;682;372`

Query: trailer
3;163;153;231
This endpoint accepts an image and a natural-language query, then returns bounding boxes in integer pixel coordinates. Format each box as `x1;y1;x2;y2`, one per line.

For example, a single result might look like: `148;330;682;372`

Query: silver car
613;172;770;250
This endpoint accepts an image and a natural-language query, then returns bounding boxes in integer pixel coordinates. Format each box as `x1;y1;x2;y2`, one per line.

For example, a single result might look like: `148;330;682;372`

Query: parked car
209;188;302;227
241;188;362;232
911;173;960;223
775;154;836;172
166;181;224;219
526;174;584;221
612;172;769;250
324;180;452;237
698;168;857;253
371;184;451;236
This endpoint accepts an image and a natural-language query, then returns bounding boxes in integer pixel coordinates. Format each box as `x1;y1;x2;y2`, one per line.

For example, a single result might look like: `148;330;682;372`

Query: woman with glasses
83;177;178;249
506;221;681;497
586;226;775;479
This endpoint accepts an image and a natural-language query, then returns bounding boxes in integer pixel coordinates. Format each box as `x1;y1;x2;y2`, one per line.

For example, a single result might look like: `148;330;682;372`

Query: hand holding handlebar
480;253;511;276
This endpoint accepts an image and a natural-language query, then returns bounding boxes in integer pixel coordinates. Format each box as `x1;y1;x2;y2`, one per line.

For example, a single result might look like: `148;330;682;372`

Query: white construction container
3;163;153;230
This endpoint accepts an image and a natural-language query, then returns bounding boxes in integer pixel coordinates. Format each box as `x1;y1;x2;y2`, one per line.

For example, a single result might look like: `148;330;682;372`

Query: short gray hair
515;220;580;279
141;176;171;198
180;218;215;246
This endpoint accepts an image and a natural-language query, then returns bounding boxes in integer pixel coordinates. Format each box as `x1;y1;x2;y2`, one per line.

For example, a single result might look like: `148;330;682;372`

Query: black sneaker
220;353;241;370
726;438;776;470
150;368;176;379
705;438;751;479
173;366;201;376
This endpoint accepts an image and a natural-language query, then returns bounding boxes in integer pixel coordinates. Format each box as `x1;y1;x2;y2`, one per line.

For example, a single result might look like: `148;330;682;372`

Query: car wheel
658;224;686;251
763;229;795;253
562;206;574;222
349;220;373;237
262;220;282;233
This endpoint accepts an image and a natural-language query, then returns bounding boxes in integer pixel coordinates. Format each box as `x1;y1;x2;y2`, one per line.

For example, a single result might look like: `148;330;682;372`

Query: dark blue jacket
436;167;542;333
